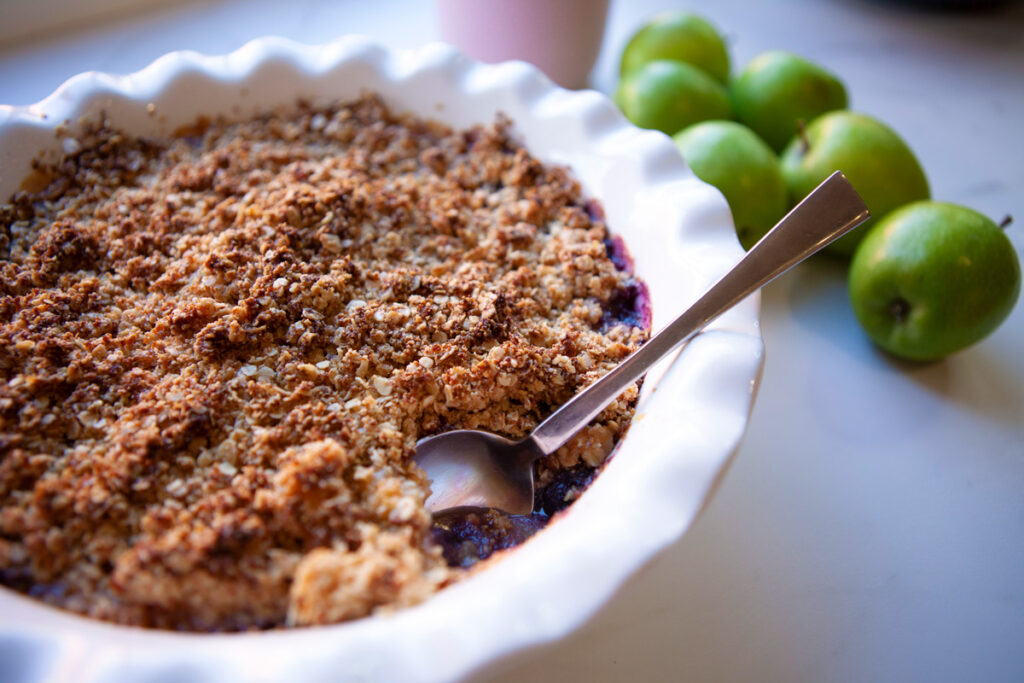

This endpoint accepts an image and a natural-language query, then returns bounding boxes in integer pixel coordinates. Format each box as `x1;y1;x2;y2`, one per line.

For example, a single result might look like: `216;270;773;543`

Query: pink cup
436;0;611;89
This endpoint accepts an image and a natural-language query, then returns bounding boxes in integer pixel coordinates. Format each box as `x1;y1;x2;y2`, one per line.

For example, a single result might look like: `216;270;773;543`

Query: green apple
619;11;731;84
781;111;929;256
849;201;1020;361
673;121;788;250
730;50;848;152
615;60;732;136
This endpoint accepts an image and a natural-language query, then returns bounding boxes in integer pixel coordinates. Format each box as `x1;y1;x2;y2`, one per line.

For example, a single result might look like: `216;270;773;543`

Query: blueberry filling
585;198;606;223
430;463;599;567
601;278;652;332
601;235;652;331
536;462;598;516
430;509;547;568
603;235;633;273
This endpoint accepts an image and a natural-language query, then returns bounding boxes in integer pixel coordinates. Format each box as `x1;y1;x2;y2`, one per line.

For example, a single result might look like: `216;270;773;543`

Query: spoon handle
529;171;869;455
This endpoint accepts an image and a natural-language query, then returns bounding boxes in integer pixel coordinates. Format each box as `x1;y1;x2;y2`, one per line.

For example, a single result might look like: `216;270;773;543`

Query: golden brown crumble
0;94;648;630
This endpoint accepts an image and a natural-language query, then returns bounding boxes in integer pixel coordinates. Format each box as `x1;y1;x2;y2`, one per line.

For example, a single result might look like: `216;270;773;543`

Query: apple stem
796;119;810;156
889;297;911;324
998;214;1013;230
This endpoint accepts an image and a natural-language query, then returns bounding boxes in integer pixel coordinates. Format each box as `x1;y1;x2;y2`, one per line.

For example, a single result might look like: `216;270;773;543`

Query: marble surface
1;1;1022;681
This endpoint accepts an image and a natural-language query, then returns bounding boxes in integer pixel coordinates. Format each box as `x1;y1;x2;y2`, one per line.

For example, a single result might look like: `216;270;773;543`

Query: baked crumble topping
0;94;649;630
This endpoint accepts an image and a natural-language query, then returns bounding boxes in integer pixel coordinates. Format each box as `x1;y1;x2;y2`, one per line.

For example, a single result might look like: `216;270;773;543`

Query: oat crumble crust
0;94;648;631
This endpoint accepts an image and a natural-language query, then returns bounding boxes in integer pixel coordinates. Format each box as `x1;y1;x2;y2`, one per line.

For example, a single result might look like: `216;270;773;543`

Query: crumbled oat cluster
0;94;648;631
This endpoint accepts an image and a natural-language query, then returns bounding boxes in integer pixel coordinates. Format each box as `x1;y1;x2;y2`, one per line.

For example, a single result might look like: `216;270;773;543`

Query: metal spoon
416;171;869;514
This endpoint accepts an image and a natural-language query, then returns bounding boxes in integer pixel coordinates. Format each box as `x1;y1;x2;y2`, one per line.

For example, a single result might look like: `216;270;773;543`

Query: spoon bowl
416;171;869;513
416;430;543;514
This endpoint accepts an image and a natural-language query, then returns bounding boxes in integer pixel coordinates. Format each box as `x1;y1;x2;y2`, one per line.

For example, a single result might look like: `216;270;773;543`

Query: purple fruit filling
430;463;599;567
601;279;652;332
585;198;606;223
603;235;634;273
601;234;651;331
431;509;548;568
536;463;598;516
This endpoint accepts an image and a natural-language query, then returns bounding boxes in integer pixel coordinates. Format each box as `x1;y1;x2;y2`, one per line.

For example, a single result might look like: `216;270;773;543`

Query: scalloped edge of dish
0;35;763;683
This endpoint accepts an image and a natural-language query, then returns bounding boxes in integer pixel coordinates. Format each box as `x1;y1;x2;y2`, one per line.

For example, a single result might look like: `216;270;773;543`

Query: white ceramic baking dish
0;36;763;683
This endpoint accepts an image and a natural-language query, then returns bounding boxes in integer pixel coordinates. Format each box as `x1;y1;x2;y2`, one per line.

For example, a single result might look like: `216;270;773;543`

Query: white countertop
2;1;1022;681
